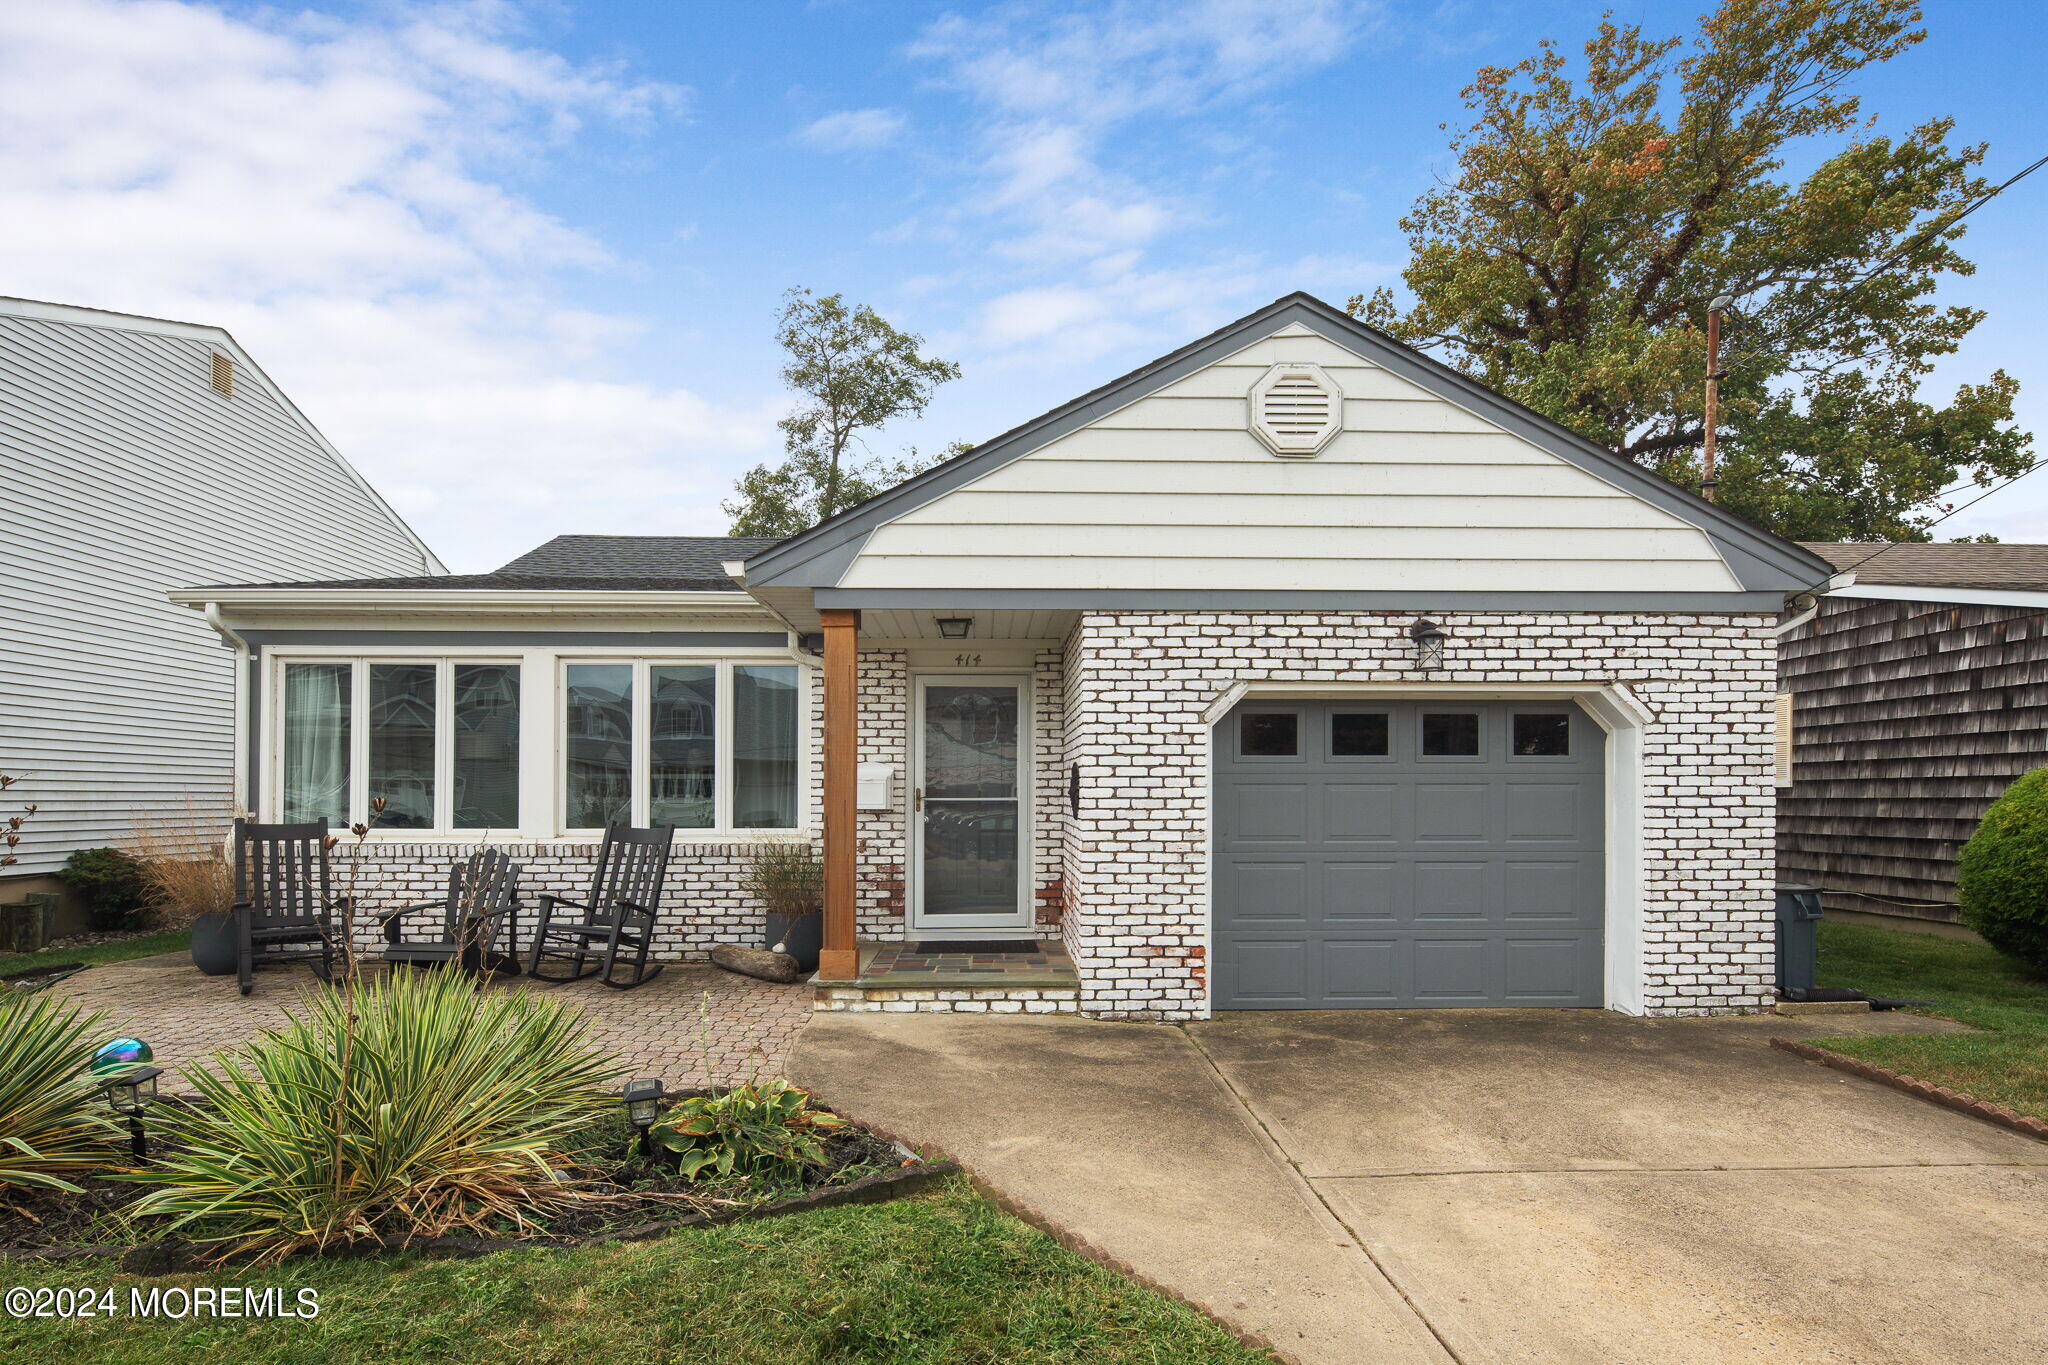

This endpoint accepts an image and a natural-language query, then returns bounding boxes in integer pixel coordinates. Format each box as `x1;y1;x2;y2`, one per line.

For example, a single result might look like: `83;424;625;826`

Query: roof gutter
1776;573;1856;636
169;587;766;615
725;561;823;657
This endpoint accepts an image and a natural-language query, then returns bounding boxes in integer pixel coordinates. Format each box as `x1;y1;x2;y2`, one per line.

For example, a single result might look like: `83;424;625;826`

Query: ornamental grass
0;993;117;1198
123;969;621;1263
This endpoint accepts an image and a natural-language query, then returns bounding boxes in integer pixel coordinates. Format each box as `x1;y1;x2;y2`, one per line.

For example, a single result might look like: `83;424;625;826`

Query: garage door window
1239;712;1298;757
1512;713;1571;757
1331;712;1389;756
1421;712;1480;756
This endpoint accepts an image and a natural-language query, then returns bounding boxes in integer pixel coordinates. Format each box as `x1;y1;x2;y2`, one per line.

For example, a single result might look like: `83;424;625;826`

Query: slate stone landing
813;939;1081;1014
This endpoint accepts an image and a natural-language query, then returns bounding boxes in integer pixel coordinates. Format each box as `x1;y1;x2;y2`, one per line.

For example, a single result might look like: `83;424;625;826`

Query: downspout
202;603;252;814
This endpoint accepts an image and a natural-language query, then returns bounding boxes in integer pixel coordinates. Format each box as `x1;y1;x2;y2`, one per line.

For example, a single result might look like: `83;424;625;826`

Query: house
1779;541;2048;927
174;293;1831;1019
0;297;442;907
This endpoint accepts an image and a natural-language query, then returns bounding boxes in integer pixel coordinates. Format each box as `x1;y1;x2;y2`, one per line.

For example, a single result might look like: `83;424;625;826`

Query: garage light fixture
1407;618;1447;671
936;617;973;639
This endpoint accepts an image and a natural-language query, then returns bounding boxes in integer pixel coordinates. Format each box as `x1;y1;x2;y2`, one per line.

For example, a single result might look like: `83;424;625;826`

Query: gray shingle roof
193;534;782;592
495;535;781;579
1804;542;2048;593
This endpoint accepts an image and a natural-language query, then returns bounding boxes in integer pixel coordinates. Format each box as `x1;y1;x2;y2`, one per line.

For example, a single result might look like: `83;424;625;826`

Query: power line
1752;149;2048;350
1815;454;2048;588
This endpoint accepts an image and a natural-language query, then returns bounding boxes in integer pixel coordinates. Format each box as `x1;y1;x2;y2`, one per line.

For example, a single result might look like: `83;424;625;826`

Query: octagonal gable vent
1248;363;1341;457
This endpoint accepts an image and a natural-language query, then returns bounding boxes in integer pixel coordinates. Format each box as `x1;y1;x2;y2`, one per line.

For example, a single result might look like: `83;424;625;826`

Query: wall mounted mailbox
856;762;895;811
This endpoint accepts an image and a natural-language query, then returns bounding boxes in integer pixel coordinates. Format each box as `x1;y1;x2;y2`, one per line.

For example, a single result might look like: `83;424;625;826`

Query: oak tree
1355;0;2031;541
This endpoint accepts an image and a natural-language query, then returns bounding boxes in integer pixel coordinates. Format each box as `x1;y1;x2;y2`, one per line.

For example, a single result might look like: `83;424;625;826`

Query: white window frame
268;653;525;834
263;645;813;841
557;656;808;837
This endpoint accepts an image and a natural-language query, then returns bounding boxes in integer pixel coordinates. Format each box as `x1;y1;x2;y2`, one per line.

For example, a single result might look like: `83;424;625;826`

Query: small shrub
123;970;622;1261
56;847;150;931
743;842;822;918
0;994;117;1196
649;1080;847;1180
1958;768;2048;977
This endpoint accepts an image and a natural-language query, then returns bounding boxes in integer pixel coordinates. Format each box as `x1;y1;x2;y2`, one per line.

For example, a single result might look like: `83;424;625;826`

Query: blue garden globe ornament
90;1037;152;1079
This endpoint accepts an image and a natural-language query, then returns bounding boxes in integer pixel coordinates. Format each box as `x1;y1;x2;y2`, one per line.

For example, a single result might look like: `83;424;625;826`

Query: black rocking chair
526;823;675;989
377;848;522;976
231;819;343;996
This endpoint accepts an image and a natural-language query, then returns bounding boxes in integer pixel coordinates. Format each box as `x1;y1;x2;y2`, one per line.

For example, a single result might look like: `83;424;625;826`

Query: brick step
814;983;1080;1014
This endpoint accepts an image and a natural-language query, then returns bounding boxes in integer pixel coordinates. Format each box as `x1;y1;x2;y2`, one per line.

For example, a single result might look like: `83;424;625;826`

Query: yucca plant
123;970;622;1262
0;993;118;1198
648;1080;847;1181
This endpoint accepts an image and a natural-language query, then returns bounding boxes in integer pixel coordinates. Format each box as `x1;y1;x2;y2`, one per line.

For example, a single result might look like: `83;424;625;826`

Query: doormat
908;940;1042;954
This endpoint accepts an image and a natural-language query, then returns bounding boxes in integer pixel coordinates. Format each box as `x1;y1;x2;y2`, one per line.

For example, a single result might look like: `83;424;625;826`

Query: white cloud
797;107;908;150
906;2;1384;358
0;0;775;570
912;0;1377;125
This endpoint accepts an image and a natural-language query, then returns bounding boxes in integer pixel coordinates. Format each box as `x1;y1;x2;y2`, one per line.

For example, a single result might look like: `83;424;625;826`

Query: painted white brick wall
327;838;807;961
856;649;909;937
1060;611;1780;1021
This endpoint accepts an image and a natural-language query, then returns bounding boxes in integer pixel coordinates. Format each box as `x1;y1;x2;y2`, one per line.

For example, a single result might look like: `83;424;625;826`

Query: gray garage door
1213;699;1605;1009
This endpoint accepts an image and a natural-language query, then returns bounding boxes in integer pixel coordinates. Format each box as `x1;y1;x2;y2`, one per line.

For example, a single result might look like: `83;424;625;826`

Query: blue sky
5;0;2043;569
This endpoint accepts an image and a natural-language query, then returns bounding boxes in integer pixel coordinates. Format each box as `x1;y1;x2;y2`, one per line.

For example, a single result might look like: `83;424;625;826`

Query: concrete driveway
792;1008;2048;1365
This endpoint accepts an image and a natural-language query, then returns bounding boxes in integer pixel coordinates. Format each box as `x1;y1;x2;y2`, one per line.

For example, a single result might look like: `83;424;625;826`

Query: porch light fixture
936;616;974;639
622;1078;665;1159
1407;618;1447;672
98;1065;162;1161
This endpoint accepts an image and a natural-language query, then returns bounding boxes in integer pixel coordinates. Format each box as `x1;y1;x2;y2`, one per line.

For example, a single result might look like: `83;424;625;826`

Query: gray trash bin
1775;884;1824;997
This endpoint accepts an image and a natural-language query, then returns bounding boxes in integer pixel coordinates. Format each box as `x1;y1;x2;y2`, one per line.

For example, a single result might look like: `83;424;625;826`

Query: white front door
910;675;1032;937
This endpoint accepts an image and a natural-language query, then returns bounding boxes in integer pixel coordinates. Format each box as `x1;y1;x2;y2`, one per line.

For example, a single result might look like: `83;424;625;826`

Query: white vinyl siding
0;306;437;874
835;327;1743;594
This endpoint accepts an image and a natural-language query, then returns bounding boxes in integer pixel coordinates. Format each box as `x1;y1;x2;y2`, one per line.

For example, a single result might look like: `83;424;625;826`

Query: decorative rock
709;944;802;984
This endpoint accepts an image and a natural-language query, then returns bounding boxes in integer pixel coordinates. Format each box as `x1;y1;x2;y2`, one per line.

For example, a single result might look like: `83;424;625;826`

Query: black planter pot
189;912;237;976
764;912;822;973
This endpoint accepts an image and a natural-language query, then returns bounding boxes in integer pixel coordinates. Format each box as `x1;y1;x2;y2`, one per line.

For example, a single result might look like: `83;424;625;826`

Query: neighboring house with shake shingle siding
1779;541;2048;928
176;293;1831;1018
1;296;440;906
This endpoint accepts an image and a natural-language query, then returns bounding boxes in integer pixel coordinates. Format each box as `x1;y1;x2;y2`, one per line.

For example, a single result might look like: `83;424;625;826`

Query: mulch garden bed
0;1103;957;1272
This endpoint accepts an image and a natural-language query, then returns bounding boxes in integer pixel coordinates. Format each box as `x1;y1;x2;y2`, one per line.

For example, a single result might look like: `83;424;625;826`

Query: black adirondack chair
377;848;522;976
230;819;342;996
526;823;675;989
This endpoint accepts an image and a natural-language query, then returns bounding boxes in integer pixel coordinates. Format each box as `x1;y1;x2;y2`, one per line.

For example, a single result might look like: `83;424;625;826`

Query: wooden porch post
818;608;861;980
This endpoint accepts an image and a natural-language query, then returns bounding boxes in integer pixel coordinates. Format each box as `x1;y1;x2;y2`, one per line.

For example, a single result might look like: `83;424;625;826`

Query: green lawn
0;1179;1271;1365
1814;919;2048;1120
0;930;192;977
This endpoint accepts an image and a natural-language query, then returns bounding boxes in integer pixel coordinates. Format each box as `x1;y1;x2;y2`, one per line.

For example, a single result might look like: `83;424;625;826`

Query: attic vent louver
209;352;234;398
1249;363;1339;457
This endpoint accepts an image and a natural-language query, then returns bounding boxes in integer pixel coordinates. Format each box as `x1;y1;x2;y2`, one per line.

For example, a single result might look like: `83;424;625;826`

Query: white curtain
283;663;349;825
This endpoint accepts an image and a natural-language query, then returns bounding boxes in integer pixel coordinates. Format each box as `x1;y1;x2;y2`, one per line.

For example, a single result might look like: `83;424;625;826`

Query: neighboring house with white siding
1;296;441;896
180;293;1829;1018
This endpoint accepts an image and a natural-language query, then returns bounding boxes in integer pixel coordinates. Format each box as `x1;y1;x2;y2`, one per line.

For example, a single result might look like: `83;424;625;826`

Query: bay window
562;660;801;831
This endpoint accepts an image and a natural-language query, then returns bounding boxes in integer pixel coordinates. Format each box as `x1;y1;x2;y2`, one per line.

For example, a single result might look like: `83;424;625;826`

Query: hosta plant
123;969;621;1262
0;993;117;1197
649;1080;847;1180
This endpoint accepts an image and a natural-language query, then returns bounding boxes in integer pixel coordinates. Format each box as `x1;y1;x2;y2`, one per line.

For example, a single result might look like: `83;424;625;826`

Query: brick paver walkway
40;953;813;1093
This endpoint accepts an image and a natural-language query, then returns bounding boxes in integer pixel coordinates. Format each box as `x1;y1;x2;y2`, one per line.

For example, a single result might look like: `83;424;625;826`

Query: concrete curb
1769;1037;2048;1142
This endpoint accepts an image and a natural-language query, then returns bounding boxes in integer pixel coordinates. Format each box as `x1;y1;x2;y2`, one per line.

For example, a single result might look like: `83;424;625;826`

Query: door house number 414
953;653;983;666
